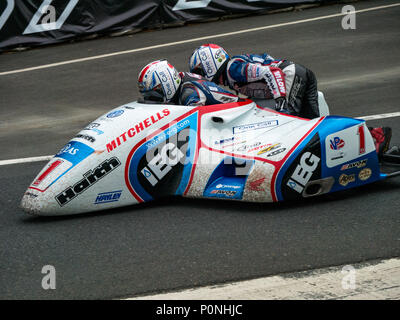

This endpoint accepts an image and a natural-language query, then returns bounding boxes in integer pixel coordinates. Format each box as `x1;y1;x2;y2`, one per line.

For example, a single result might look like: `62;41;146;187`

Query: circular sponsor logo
339;173;355;186
358;168;372;181
107;110;124;118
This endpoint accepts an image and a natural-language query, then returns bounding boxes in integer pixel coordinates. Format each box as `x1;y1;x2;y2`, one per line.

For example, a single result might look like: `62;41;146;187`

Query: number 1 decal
357;125;366;155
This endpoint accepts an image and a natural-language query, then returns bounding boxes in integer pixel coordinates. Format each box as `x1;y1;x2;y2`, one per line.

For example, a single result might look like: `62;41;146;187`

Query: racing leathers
215;53;320;119
174;72;239;106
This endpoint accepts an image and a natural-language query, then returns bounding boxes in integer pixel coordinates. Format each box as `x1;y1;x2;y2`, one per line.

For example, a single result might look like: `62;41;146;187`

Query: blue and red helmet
138;60;181;103
189;44;229;81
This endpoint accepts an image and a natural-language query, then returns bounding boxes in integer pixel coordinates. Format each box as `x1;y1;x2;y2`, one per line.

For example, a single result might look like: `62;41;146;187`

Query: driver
188;44;392;159
189;43;318;119
138;59;239;106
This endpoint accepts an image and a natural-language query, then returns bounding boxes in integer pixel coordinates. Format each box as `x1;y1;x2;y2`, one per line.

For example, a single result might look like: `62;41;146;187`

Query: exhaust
302;177;335;198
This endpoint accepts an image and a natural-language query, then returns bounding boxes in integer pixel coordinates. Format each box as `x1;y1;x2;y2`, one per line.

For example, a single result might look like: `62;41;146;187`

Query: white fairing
21;103;189;215
21;95;381;217
318;91;330;116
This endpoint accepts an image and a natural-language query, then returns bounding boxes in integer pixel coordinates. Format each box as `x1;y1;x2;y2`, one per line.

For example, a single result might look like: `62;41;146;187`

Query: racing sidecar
21;93;400;215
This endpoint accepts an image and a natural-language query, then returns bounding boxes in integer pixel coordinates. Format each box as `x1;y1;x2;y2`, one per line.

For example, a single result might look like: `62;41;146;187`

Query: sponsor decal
141;142;185;187
221;140;246;149
264;71;279;97
266;147;286;157
248;65;260;80
75;134;95;143
126;113;197;201
288;75;302;106
216;184;241;189
341;159;367;170
331;152;345;161
358;168;372;181
106;109;170;152
236;142;261;152
83;123;103;135
54;141;94;164
159;70;175;97
24;192;38;198
280;134;322;201
106;110;124;118
210;190;237;197
286;152;320;193
56;157;121;206
199;49;216;77
29;141;94;192
246;143;270;153
339;173;355;186
233;120;278;134
203;157;253;200
94;190;122;204
330;137;345;150
326;122;376;168
214;48;222;59
257;143;281;155
214;137;235;145
123;106;136;110
273;70;286;95
248;177;266;191
57;143;79;156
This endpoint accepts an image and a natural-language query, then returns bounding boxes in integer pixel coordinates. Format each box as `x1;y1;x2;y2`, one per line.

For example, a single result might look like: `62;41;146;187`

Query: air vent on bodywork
212;116;224;123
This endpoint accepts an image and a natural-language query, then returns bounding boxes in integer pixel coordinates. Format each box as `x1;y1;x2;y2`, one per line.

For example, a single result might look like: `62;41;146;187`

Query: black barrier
162;0;322;23
0;0;329;52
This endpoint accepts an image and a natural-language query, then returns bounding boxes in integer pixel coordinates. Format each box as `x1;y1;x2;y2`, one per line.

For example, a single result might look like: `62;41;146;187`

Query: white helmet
138;60;181;103
189;44;229;81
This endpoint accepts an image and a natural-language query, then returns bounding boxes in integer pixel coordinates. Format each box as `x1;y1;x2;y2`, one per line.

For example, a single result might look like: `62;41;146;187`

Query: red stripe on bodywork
28;160;63;192
32;160;62;186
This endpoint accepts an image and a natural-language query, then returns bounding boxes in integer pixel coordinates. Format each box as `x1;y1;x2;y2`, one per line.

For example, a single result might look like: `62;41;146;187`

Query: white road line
1;111;400;166
0;155;53;166
357;112;400;121
1;3;399;76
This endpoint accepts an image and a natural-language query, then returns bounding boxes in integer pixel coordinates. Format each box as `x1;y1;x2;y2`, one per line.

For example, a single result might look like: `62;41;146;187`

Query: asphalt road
0;0;399;299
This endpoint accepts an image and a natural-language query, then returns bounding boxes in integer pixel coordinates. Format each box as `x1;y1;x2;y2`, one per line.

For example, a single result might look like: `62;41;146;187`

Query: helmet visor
191;65;205;78
141;84;165;102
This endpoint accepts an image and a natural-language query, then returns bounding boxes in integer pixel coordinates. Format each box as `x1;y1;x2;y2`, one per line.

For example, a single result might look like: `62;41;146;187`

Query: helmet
189;44;229;81
138;60;181;103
